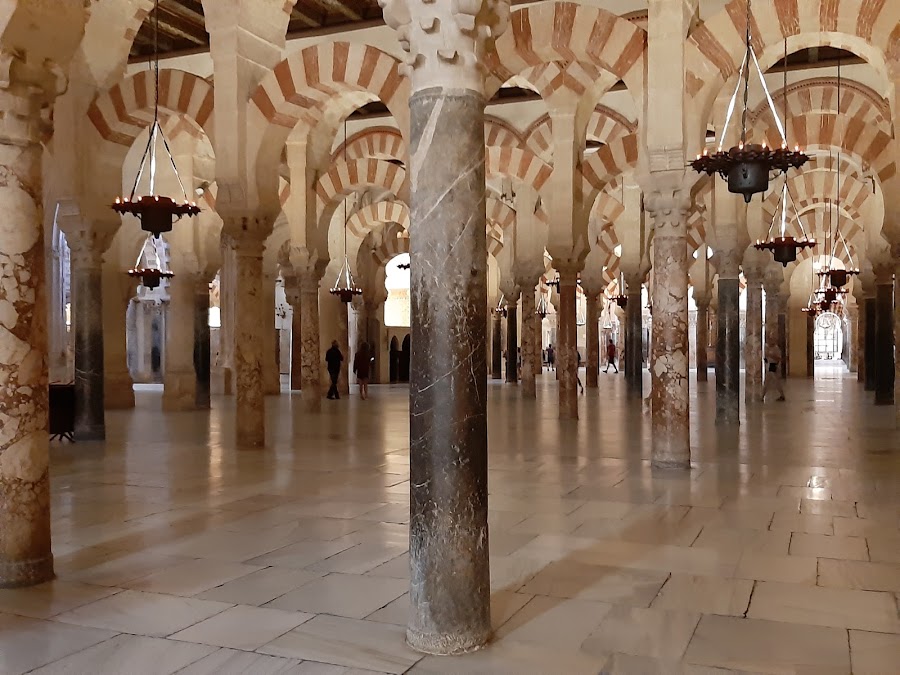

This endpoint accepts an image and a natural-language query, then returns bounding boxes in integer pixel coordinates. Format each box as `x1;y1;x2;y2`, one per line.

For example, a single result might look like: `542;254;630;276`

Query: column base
74;426;105;442
163;373;198;411
104;377;135;409
651;458;692;471
406;626;491;656
236;428;265;448
0;555;54;589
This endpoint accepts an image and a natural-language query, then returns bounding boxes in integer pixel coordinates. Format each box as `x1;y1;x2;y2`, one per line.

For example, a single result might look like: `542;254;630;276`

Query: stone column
233;236;266;447
491;310;503;380
763;274;781;379
744;271;764;403
856;299;865;383
806;311;815;377
505;292;519;384
163;273;199;411
194;279;211;408
261;273;279;396
557;265;580;419
299;269;323;411
103;271;136;409
336;299;350;395
69;243;105;440
695;297;709;382
715;254;741;425
847;304;859;373
519;284;538;397
646;182;691;469
585;292;600;388
364;299;384;384
382;0;507;653
864;297;876;391
285;277;302;390
874;269;894;405
0;55;67;587
624;274;643;398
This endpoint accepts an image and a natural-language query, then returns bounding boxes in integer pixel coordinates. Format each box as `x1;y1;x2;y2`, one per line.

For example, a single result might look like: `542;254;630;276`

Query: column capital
0;51;68;145
379;0;510;93
642;171;692;238
67;235;105;270
222;214;273;246
553;259;583;283
498;278;519;300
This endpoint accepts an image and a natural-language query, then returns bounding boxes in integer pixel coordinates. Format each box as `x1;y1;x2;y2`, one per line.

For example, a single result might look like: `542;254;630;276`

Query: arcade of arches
1;0;900;672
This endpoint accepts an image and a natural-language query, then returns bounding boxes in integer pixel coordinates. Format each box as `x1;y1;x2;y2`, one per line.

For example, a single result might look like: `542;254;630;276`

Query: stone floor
2;365;900;674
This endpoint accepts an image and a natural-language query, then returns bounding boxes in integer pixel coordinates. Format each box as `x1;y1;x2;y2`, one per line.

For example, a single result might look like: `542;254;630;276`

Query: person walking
762;343;785;401
604;338;619;373
547;344;556;371
353;342;372;400
325;340;344;400
576;350;585;394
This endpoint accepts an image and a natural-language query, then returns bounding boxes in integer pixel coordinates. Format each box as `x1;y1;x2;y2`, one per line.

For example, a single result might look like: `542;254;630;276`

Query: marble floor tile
195;567;323;606
173;649;309;675
848;630;900;675
519;560;668;606
247;538;360;569
800;499;857;518
768;512;833;535
307;541;408;575
683;615;850;673
28;634;217;675
789;533;869;561
258;615;421;674
408;639;608;675
124;559;261;596
0;580;119;619
816;558;900;592
365;552;409;579
0;613;116;675
62;551;190;587
264;573;407;619
734;551;818;584
581;605;700;661
747;580;900;632
692;528;790;556
651;575;754;616
169;604;313;650
53;589;232;637
866;534;900;564
495;595;612;648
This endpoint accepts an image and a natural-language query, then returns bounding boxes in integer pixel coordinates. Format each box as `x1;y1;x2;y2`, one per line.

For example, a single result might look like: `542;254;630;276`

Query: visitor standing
604;338;619;373
326;340;344;400
762;343;785;401
354;342;372;400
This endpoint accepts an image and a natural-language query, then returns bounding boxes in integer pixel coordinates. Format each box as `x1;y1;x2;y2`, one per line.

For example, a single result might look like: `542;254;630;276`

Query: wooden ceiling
130;0;386;61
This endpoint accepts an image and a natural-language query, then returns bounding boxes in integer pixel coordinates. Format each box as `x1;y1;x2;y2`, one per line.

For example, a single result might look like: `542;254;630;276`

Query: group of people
324;340;373;400
544;340;619;374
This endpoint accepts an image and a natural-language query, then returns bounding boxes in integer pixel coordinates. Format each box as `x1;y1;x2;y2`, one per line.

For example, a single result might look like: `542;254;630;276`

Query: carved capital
0;50;67;145
645;184;691;238
379;0;510;93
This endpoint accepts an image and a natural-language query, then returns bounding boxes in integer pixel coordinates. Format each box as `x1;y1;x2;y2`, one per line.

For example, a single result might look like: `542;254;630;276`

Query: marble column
625;278;643;398
695;298;709;382
646;185;691;469
233;238;266;447
285;279;302;390
0;67;58;587
585;293;600;388
778;310;788;379
557;266;579;419
194;280;211;408
856;300;865;383
163;274;198;411
505;296;518;384
336;300;350;395
848;304;859;373
874;277;894;405
519;286;538;397
491;310;502;380
716;268;740;425
103;271;135;410
864;297;876;392
744;274;764;403
262;274;279;396
364;300;383;384
806;311;815;378
299;271;323;411
70;244;105;440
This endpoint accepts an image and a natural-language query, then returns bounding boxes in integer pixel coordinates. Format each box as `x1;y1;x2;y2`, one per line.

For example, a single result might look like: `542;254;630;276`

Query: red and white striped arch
485;116;526;151
88;69;214;146
524;105;637;162
334;127;406;163
372;223;410;267
486;196;516;232
486;146;553;192
346;200;410;239
315;158;407;212
581;133;640;204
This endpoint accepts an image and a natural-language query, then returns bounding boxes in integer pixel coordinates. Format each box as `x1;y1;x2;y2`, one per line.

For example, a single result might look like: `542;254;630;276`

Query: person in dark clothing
576;350;585;394
604;338;619;373
325;340;344;400
353;342;372;400
547;344;555;371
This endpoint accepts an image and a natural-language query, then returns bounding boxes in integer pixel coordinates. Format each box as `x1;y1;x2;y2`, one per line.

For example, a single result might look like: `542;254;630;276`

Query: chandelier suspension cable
832;56;842;261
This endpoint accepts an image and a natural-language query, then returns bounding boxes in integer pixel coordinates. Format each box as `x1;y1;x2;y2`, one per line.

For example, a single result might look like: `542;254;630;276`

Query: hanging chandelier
128;234;173;289
112;0;200;236
493;294;508;319
536;287;549;319
691;4;808;202
330;119;363;303
612;272;628;308
754;177;815;266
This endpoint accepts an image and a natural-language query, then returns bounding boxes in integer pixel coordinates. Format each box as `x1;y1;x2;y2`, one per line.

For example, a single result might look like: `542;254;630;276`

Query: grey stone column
491;310;502;380
299;270;323;411
70;246;105;441
261;274;279;397
744;275;764;403
848;304;859;373
778;310;788;379
163;273;198;411
519;286;538;397
646;184;691;469
336;300;350;395
625;278;643;397
505;297;518;384
695;298;709;382
716;274;741;425
233;237;266;447
585;293;599;388
856;300;865;382
557;266;579;419
194;280;211;408
285;278;302;391
874;275;894;405
806;311;815;378
864;297;876;391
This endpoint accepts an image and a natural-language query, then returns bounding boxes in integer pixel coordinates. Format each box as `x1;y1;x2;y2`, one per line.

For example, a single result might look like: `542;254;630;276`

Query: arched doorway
814;312;844;362
400;334;411;382
390;336;400;383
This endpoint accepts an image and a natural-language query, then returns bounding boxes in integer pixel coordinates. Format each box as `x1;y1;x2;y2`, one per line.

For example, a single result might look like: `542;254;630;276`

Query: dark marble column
624;277;643;398
716;275;740;425
520;286;538;397
71;247;105;441
505;300;518;384
847;304;859;373
855;301;865;382
336;300;350;395
491;310;502;380
646;186;691;469
557;266;579;419
695;298;709;382
285;278;302;391
778;310;788;379
299;270;323;411
865;297;876;391
585;293;600;388
233;237;266;447
875;278;894;405
744;275;764;402
406;87;491;654
194;280;211;409
806;311;815;378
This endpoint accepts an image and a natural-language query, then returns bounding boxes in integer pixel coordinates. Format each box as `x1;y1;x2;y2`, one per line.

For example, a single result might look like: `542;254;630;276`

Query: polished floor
2;365;900;674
